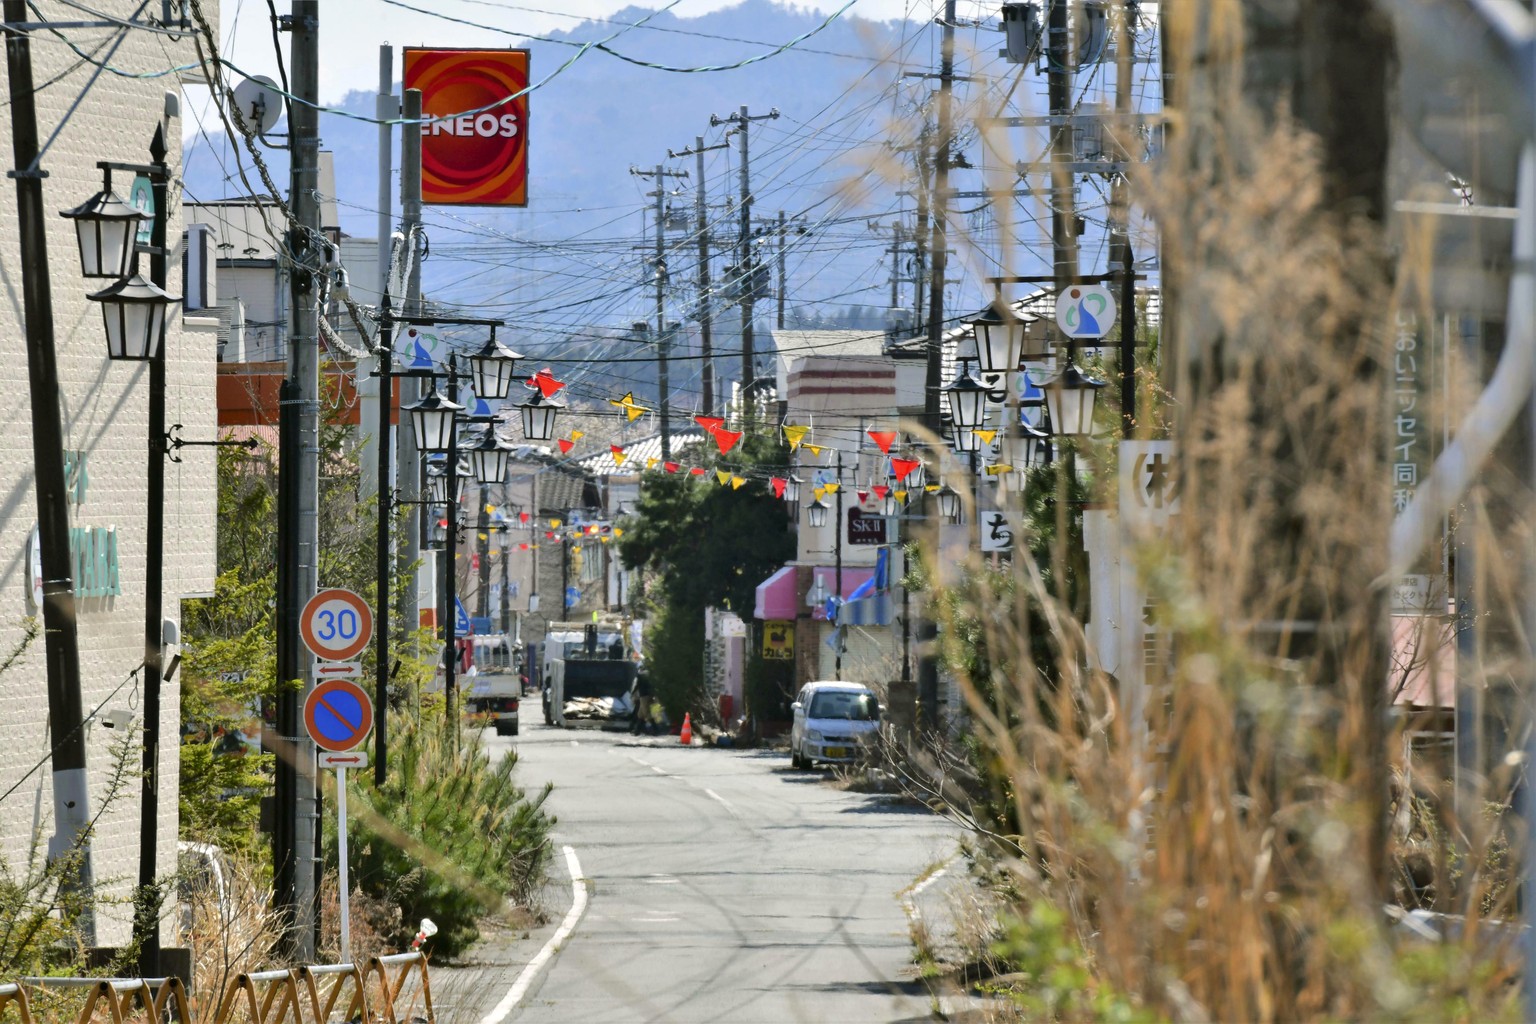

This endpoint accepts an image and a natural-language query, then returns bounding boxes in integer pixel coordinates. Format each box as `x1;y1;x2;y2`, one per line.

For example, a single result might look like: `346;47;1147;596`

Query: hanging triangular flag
713;428;742;454
730;476;746;490
550;519;562;529
813;485;827;501
614;527;624;537
695;415;725;433
527;368;565;398
715;469;732;485
519;511;530;523
646;457;659;470
689;466;706;476
771;477;787;498
558;438;575;454
804;443;823;457
783;423;809;451
894;489;908;503
857;489;869;504
985;463;1015;476
570;430;585;441
611;445;627;467
518;543;529;551
925;483;941;493
664;461;680;473
891;457;921;481
823;482;840;494
867;429;898;454
973;428;997;445
545;530;556;539
873;485;889;500
609;391;650;421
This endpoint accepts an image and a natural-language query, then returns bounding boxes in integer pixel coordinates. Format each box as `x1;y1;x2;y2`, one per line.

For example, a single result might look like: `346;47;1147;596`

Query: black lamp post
371;314;509;783
942;364;989;432
72;136;183;976
806;497;830;528
784;475;803;505
937;483;962;522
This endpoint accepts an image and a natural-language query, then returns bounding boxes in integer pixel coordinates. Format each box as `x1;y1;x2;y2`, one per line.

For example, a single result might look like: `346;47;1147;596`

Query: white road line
703;788;731;808
651;765;667;775
479;845;588;1024
569;740;579;747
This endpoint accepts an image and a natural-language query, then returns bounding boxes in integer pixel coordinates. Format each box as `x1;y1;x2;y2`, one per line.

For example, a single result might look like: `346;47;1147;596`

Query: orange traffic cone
679;712;693;746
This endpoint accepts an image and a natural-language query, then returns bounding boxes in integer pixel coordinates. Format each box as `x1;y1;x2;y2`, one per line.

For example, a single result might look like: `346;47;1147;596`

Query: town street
431;724;959;1023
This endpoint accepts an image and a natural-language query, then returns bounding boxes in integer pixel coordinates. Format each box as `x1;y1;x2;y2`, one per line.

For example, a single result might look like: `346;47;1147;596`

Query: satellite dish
231;75;283;136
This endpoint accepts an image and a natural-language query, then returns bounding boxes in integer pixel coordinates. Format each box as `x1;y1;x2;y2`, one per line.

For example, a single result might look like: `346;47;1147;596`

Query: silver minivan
790;681;881;768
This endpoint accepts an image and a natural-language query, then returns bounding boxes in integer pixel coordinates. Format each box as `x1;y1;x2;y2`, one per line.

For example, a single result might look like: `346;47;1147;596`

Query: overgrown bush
329;713;553;957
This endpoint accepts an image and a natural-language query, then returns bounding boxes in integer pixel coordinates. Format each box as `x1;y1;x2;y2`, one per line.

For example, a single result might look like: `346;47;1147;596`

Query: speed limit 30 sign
301;588;374;662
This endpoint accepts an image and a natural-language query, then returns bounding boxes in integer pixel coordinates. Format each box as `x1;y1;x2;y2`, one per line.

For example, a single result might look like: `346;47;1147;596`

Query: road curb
478;845;589;1023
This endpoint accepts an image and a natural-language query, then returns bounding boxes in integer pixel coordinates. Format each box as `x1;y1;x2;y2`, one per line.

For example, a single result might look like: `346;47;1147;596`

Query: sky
213;0;928;111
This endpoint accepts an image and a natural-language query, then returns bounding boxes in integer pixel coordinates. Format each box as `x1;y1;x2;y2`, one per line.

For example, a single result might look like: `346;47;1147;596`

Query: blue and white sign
454;596;472;635
130;174;154;245
1055;284;1117;339
564;585;580;609
399;324;445;369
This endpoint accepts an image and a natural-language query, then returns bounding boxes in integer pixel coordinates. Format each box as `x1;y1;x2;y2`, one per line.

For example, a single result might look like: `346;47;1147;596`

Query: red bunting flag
770;476;787;498
857;490;869;504
518;543;529;551
713;428;742;454
558;438;575;454
519;511;529;523
664;461;680;473
891;457;921;481
545;530;555;539
689;467;706;476
695;415;725;433
527;368;565;398
873;485;889;500
867;429;898;454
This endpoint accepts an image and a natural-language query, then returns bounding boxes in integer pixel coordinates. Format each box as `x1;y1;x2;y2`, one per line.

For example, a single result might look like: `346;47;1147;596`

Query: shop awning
754;565;798;621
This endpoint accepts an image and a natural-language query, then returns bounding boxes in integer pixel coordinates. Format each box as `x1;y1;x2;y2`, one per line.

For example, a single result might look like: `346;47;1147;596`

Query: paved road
433;722;956;1023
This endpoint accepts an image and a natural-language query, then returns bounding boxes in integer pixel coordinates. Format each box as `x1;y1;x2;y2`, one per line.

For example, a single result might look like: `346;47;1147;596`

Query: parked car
789;682;881;768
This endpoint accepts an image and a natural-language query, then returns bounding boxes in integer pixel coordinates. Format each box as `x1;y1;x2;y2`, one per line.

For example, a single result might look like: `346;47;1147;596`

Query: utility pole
777;210;788;329
630;164;688;458
3;0;95;943
709;106;778;398
274;0;320;962
1047;0;1080;286
399;88;424;644
363;46;395;497
916;0;958;731
1111;6;1137;438
670;136;729;415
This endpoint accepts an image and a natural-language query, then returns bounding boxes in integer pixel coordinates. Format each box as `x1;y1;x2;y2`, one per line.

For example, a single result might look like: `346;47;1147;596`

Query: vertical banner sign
403;48;530;207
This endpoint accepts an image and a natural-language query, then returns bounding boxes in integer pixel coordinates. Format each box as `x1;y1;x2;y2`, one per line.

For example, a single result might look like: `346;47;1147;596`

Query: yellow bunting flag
715;469;732;485
730;476;746;489
613;527;624;538
783;423;809;451
646;457;659;470
804;443;823;457
974;428;998;445
571;429;585;441
823;482;840;494
550;519;561;529
895;490;907;503
609;391;650;422
984;464;1014;476
611;445;627;467
813;486;827;501
925;483;941;493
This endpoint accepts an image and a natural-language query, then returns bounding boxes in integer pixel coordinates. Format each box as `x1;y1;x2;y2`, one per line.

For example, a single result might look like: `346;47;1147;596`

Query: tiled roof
577;431;707;475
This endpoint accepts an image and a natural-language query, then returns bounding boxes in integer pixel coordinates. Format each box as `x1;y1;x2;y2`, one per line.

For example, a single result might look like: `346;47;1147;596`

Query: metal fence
0;950;433;1023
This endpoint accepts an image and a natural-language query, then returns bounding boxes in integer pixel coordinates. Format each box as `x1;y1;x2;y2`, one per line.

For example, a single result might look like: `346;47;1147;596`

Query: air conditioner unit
183;222;218;311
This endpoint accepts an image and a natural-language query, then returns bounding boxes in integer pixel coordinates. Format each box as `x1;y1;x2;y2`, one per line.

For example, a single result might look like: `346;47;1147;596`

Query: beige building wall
0;3;217;946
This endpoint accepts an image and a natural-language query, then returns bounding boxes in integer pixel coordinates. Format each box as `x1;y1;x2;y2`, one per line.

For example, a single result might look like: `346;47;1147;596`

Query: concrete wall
0;3;217;946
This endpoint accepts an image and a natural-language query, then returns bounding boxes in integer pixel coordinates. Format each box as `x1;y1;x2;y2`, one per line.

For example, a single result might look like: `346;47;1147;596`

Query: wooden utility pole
669;135;730;415
710;106;779;397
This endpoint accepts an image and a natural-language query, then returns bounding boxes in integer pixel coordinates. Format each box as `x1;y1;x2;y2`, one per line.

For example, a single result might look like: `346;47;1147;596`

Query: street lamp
942;365;989;431
408;386;464;453
60;179;144;279
466;331;524;401
1041;360;1107;438
87;271;178;361
784;475;803;505
1020;419;1052;469
519;389;564;441
807;497;830;528
937;483;961;522
465;427;511;485
425;463;453;506
953;427;983;455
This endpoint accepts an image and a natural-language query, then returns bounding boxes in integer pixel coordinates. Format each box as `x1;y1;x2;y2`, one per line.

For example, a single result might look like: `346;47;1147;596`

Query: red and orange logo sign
403;48;529;207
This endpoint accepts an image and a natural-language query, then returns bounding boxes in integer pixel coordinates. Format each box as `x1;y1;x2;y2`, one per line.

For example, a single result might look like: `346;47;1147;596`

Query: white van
790;682;881;768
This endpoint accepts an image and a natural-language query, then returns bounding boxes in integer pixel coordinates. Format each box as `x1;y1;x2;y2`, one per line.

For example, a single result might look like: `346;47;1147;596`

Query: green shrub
328;714;553;957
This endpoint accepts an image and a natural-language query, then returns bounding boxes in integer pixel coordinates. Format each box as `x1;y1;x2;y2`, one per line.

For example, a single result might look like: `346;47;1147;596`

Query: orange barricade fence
3;951;433;1024
0;983;33;1024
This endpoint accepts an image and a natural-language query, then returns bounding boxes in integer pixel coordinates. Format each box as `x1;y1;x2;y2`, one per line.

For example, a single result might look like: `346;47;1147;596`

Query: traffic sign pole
337;766;351;964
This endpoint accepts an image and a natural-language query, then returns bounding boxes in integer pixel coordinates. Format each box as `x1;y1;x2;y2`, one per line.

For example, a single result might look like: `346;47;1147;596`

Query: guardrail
0;950;433;1023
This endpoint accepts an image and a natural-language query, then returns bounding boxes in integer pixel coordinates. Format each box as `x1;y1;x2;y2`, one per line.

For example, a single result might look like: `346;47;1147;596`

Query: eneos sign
403;48;529;207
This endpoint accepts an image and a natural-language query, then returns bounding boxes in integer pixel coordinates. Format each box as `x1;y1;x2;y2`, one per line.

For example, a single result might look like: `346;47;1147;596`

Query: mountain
184;2;943;407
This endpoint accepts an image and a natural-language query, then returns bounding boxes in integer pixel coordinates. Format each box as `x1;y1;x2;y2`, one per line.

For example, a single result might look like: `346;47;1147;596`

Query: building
0;5;218;947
